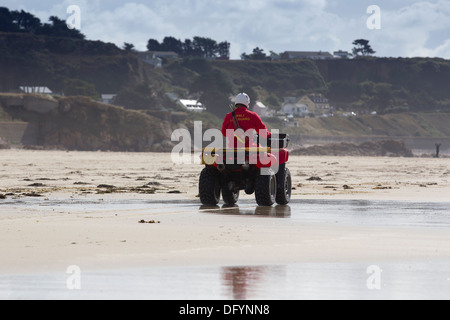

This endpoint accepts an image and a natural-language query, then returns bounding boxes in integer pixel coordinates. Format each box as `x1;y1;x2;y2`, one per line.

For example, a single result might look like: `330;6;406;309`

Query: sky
2;0;450;59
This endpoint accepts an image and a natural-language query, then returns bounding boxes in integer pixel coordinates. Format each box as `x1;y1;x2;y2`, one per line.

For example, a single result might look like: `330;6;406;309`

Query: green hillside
2;30;450;116
0;32;153;93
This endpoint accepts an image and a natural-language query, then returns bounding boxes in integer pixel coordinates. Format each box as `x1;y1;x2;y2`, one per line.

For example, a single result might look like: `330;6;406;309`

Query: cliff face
314;58;450;111
0;94;179;152
3;32;450;114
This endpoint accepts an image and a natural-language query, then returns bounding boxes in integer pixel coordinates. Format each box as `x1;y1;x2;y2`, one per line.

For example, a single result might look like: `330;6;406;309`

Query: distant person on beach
435;143;441;158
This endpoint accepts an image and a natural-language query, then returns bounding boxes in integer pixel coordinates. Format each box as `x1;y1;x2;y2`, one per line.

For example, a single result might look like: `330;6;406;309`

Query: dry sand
0;150;449;274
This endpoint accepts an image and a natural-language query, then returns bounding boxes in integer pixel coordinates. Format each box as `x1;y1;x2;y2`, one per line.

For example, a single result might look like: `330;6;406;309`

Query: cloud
71;0;348;56
3;0;450;59
83;3;180;50
364;0;450;58
412;39;450;58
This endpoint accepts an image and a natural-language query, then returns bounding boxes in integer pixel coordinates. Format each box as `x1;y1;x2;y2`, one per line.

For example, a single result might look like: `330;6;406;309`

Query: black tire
276;167;292;205
255;171;277;206
199;166;221;205
222;181;240;205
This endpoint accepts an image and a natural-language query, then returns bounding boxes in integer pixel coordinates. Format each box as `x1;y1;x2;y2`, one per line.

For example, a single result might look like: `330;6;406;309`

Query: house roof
283;103;308;108
20;86;52;94
254;101;267;109
283;51;334;59
179;99;202;105
101;94;116;99
334;50;350;55
178;99;205;110
308;93;329;103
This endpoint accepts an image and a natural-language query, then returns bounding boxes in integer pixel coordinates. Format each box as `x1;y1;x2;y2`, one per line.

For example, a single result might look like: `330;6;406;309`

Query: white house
177;99;206;112
252;101;271;118
101;94;117;105
138;51;179;68
333;50;352;59
308;93;330;113
281;103;309;117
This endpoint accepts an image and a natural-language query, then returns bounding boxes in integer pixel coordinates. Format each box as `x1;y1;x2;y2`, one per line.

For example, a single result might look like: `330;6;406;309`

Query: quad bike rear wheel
255;170;277;206
276;166;292;205
199;166;221;205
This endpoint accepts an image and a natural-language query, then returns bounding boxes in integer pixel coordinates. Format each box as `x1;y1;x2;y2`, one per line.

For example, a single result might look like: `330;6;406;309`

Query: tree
217;41;230;59
184;37;229;59
0;8;39;33
146;36;230;59
352;39;375;57
161;36;183;54
251;47;268;60
146;36;184;54
12;10;41;33
0;8;86;39
241;47;268;60
191;37;216;58
147;39;161;51
39;16;85;39
0;7;17;32
122;42;136;52
182;39;195;57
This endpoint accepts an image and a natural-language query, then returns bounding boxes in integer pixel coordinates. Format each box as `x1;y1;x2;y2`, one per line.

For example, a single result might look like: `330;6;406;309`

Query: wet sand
1;150;450;299
1;149;449;203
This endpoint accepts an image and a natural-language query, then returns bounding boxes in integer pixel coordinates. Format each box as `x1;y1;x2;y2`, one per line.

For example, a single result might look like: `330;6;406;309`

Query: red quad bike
199;133;291;206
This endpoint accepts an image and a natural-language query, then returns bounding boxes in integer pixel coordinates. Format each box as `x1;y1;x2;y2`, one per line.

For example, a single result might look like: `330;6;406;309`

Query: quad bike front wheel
255;171;277;206
199;166;221;205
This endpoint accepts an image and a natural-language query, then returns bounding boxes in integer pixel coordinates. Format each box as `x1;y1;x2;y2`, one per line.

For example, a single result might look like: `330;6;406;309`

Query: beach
1;150;450;299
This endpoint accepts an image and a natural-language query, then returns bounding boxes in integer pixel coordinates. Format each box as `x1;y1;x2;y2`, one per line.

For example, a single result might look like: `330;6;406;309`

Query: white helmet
234;93;250;108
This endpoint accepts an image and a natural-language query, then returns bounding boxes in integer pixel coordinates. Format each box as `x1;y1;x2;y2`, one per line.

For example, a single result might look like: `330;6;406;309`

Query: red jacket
222;107;271;146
